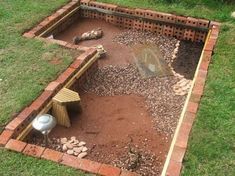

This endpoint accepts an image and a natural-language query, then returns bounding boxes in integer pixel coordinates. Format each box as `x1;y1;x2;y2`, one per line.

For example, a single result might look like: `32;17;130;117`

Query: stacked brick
164;23;220;176
80;0;210;42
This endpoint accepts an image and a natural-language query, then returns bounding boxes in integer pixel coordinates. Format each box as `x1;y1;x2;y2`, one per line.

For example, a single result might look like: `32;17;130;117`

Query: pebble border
0;0;220;176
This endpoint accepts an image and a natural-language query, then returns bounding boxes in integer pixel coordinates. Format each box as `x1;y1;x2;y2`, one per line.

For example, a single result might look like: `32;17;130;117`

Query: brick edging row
163;24;220;176
4;139;138;176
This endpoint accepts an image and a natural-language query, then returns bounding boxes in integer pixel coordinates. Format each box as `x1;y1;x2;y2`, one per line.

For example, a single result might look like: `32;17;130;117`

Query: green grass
0;0;85;175
0;0;234;175
97;0;235;175
0;149;88;176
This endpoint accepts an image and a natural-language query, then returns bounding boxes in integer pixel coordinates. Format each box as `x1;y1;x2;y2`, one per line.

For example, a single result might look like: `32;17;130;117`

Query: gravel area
82;64;186;136
113;30;179;65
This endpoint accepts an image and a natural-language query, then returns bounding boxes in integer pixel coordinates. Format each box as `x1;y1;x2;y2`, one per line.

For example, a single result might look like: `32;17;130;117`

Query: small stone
62;144;67;151
82;147;88;152
66;143;73;149
71;136;76;141
73;147;83;153
231;12;235;19
78;141;86;147
74;152;79;156
67;149;74;155
78;152;87;158
60;138;67;144
73;140;79;145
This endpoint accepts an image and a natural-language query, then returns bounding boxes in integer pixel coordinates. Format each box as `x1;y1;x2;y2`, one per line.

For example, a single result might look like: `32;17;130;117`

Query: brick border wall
162;24;220;176
80;0;211;43
1;0;221;176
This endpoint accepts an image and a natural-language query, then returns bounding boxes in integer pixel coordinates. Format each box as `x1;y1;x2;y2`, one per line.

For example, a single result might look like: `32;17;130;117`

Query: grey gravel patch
82;64;186;136
113;30;179;65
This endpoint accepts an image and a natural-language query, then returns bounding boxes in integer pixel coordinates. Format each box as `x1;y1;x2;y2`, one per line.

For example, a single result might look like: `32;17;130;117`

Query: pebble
71;136;76;141
67;149;74;155
62;144;67;151
82;147;88;152
78;152;88;159
73;147;83;154
60;138;67;144
78;141;86;147
65;143;73;149
231;11;235;18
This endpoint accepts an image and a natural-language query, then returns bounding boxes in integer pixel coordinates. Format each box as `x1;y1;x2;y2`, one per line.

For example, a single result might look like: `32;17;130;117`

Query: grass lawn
0;0;234;175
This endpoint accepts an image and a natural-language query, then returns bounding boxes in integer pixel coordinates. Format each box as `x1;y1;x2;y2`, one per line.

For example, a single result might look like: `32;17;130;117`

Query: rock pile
60;137;88;158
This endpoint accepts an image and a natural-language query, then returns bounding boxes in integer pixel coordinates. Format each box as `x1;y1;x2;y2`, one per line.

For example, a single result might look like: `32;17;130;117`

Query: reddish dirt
50;93;170;173
56;18;135;67
48;18;173;175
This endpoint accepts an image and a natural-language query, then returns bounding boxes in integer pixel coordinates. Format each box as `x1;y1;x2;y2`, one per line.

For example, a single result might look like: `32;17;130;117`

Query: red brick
23;144;45;158
145;10;157;20
29;90;53;111
17;107;35;121
190;93;202;103
175;122;192;148
195;76;206;87
209;21;221;28
5;139;27;152
98;164;121;176
175;16;187;24
80;0;90;6
70;58;83;69
30;25;44;35
5;118;24;131
120;170;140;176
60;153;81;169
79;159;101;174
186;17;198;27
0;130;14;146
164;14;176;23
171;145;186;163
210;26;219;39
135;8;145;17
183;29;196;41
195;31;207;43
23;32;35;38
192;83;204;96
45;81;61;92
65;43;79;49
183;111;196;125
197;18;209;28
197;69;207;79
42;148;63;162
202;51;212;62
154;12;167;20
49;39;68;46
166;160;182;176
187;101;199;114
205;38;217;51
56;67;76;85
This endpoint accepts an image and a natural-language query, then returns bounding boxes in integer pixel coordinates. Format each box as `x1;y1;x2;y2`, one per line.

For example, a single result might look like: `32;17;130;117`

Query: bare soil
28;18;203;175
56;18;135;66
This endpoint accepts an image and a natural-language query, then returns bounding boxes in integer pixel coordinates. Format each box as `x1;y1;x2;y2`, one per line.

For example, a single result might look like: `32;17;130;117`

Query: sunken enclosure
3;1;220;176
